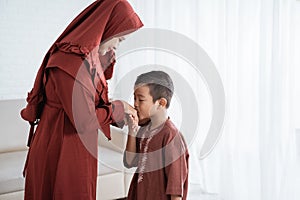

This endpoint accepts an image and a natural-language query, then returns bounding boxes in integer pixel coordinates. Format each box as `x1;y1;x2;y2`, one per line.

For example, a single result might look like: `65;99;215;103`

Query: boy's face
134;85;157;125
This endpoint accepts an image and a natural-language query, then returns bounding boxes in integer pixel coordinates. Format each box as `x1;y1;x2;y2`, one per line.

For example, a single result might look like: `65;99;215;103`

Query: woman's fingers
122;101;138;120
127;105;137;116
121;100;139;128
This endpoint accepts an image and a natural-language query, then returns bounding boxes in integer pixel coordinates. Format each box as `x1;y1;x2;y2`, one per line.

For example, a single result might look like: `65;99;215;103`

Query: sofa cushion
97;172;125;200
98;127;127;153
98;145;124;175
0;146;124;194
0;150;27;194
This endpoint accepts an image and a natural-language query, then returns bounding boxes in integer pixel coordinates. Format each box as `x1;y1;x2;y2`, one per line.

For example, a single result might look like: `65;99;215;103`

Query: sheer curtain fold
123;1;299;199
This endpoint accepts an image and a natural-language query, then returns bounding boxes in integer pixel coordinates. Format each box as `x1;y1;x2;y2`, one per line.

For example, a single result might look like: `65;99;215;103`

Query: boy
123;71;189;200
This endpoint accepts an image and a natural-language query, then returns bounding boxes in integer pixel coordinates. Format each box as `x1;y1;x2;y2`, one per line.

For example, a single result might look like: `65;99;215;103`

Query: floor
0;184;222;200
187;183;222;200
116;183;222;200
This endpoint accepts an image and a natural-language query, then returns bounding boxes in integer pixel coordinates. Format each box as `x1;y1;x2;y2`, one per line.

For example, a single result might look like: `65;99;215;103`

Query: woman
20;0;143;199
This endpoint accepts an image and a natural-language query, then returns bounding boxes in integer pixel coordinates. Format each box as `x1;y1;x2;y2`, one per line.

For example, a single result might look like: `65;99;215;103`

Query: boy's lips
136;111;143;121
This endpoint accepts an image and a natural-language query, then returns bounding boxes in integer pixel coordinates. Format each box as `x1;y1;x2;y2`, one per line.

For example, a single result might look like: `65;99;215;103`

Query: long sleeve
48;67;124;136
123;134;140;168
164;132;189;197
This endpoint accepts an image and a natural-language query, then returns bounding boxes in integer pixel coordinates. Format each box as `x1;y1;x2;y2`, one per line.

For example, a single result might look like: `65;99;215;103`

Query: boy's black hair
135;71;174;108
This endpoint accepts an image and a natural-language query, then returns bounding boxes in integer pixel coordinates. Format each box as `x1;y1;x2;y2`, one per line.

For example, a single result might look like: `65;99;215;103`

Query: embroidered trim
137;128;155;183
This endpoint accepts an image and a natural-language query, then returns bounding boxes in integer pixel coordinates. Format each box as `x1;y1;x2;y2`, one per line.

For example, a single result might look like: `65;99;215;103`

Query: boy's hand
126;114;139;136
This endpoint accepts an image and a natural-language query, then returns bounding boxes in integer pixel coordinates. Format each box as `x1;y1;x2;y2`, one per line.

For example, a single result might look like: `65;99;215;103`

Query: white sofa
0;99;134;200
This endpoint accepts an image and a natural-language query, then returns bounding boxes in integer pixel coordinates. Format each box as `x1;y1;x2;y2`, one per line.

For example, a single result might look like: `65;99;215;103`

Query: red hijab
47;0;143;78
21;0;143;145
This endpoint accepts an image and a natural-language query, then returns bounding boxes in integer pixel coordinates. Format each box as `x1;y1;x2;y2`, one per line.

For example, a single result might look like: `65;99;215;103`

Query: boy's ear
158;98;167;108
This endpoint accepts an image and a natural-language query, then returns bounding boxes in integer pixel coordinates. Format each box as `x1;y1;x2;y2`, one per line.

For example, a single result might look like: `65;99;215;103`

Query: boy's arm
123;115;139;168
164;133;189;198
171;195;182;200
124;135;137;167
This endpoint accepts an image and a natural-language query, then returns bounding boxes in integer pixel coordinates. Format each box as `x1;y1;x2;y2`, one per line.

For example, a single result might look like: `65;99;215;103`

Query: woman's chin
98;50;107;56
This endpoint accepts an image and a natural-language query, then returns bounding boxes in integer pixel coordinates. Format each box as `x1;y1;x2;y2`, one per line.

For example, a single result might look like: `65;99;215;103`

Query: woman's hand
121;100;138;122
121;101;139;135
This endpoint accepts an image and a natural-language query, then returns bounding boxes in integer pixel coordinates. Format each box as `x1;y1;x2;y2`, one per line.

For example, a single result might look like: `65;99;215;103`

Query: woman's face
98;36;126;55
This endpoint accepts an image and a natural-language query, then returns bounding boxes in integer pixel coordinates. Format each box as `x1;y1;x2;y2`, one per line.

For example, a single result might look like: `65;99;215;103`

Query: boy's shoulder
162;119;179;135
161;119;189;154
161;119;185;141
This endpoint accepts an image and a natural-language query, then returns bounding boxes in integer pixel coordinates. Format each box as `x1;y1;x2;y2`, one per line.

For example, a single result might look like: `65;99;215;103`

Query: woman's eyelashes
119;37;126;42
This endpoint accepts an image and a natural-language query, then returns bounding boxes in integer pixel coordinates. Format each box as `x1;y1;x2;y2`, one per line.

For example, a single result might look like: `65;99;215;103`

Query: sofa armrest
98;126;127;153
0;99;28;153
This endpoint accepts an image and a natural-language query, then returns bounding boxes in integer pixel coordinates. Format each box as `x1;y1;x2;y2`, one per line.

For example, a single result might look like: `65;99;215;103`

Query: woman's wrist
111;100;125;122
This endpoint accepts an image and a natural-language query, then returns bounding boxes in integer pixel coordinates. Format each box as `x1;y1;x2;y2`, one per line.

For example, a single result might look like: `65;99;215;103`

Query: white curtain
1;0;299;199
112;0;300;199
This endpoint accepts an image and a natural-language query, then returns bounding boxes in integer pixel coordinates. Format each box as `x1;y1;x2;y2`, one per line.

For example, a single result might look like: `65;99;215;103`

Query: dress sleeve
102;100;125;128
163;131;189;197
48;68;124;134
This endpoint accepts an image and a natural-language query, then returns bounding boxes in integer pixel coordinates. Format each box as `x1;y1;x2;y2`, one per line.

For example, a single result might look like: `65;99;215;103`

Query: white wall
0;0;94;100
